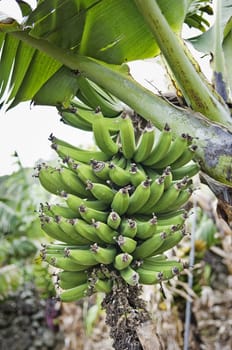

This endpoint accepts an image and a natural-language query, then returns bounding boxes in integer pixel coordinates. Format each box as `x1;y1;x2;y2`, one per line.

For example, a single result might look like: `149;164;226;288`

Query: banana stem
133;0;231;127
11;30;232;186
102;276;151;349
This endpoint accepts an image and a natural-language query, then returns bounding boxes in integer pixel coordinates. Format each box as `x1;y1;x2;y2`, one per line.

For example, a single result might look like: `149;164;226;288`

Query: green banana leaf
0;0;200;108
188;0;232;102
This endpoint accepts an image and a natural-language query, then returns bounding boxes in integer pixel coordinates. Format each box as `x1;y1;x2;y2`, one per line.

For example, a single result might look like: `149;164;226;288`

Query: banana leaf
0;0;194;107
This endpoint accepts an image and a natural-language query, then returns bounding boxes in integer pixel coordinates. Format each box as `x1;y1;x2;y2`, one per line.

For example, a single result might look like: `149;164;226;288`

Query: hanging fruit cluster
37;103;200;303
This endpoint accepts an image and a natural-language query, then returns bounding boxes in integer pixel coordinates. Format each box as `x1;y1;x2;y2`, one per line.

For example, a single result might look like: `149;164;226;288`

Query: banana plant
0;1;231;347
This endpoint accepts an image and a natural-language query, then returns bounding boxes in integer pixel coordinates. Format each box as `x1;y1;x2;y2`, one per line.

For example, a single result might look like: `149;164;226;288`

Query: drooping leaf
10;49;61;108
7;40;36;103
0;34;19;100
0;0;191;108
0;31;62;108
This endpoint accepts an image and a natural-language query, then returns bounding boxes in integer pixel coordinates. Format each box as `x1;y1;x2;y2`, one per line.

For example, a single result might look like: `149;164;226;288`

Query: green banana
157;210;188;227
40;203;78;219
59;109;92;131
69;100;124;131
92;220;118;244
119;218;137;238
40;216;78;244
171;144;198;169
52;205;79;219
70;161;102;184
135;215;158;240
153;133;189;168
151;182;182;214
171;162;200;180
56;217;91;245
86;180;115;204
48;134;79;149
51;143;110;163
111;187;130;215
66;247;98;266
136;268;163;285
137;264;182;284
108;162;131;187
117;235;137;254
91;160;110;181
42;243;88;252
119;114;136;159
65;193;108;213
92;112;119;156
162;166;173;190
78;204;109;224
156;222;182;233
120;266;139;286
142;123;172;166
133;232;167;259
60;167;91;198
133;124;155;163
37;165;65;196
141;259;184;275
74;218;104;244
59;282;89;302
58;270;88;290
165;188;193;212
137;176;165;214
107;210;121;230
114;253;133;271
90;243;117;264
151;230;186;256
66;102;95;127
127;179;151;215
129;163;147;187
43;254;91;272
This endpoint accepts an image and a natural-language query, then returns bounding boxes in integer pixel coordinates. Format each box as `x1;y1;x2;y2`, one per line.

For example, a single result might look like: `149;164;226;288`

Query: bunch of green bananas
37;111;200;302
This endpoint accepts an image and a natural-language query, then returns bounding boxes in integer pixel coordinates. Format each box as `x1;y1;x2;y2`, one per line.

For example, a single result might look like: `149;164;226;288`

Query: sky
0;0;213;176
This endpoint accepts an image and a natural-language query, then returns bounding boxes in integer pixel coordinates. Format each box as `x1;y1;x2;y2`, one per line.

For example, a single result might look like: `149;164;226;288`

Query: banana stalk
134;0;231;127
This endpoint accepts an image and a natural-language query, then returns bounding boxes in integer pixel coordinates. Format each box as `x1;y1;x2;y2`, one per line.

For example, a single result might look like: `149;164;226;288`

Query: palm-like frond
0;0;190;108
